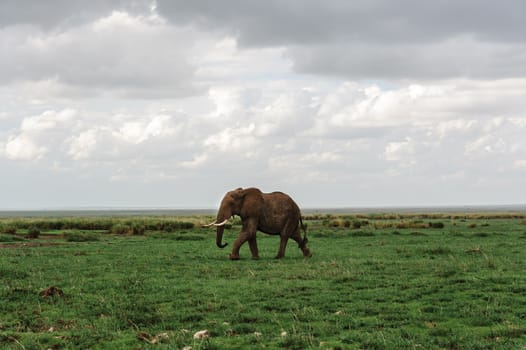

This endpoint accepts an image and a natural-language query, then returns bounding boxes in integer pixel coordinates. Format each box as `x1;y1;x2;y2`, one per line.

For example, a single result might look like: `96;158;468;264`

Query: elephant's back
262;192;301;219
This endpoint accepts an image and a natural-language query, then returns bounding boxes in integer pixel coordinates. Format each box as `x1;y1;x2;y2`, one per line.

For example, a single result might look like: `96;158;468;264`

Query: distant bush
429;222;445;229
0;218;195;233
131;224;145;235
163;225;174;233
111;224;131;235
26;227;40;239
326;218;364;228
64;232;100;242
0;225;17;235
327;219;341;228
373;221;428;230
351;220;362;229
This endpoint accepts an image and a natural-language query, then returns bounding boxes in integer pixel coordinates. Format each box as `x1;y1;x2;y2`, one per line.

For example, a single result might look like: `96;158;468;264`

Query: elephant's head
206;188;263;249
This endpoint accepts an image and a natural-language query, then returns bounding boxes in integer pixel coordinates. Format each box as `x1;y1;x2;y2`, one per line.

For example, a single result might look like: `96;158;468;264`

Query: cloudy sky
1;0;525;209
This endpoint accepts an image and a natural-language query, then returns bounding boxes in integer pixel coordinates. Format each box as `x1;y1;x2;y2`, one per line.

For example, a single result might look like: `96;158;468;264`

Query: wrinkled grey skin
212;187;312;260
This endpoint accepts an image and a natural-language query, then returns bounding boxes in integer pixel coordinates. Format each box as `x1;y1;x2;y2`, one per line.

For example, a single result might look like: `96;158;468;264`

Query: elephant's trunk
215;208;230;248
216;224;228;248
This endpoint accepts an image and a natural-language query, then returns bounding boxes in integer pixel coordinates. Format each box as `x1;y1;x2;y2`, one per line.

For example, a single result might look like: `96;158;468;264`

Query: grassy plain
1;213;525;349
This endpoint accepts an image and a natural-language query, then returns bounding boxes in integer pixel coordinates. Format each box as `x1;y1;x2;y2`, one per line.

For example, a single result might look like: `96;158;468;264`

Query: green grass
0;214;525;349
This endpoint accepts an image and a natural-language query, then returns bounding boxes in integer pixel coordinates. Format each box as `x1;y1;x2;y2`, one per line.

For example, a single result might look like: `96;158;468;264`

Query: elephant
204;187;312;260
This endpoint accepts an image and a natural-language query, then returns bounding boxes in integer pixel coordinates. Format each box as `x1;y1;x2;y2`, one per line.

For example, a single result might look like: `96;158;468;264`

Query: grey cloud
156;0;526;80
0;0;151;29
156;0;526;45
289;40;526;80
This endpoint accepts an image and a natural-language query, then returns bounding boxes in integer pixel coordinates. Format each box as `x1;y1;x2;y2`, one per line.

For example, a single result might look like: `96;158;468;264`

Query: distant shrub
147;221;194;231
467;223;477;228
163;225;174;233
403;221;428;229
326;218;360;228
64;232;100;242
26;227;40;239
131;224;145;235
0;225;17;235
429;222;445;229
374;221;427;230
111;224;131;235
327;219;340;227
351;220;362;229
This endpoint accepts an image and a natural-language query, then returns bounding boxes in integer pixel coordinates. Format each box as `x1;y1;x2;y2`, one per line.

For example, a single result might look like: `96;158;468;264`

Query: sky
1;0;525;209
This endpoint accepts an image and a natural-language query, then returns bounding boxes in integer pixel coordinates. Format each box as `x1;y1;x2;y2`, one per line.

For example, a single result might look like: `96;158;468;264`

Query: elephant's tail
299;216;308;247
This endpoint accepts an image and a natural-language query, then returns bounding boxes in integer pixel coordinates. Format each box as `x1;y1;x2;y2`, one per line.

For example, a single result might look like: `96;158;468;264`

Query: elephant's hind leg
290;230;312;258
248;237;259;259
276;235;289;259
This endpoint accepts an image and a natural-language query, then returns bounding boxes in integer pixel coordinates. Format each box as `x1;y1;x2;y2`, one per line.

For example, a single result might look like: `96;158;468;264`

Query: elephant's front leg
229;232;248;260
229;220;257;260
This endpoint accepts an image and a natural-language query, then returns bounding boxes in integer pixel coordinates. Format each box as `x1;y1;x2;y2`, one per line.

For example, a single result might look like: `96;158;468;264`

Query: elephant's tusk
213;219;229;226
202;219;229;227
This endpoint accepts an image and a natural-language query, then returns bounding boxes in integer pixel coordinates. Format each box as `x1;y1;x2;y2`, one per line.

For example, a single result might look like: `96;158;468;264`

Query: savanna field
1;213;525;349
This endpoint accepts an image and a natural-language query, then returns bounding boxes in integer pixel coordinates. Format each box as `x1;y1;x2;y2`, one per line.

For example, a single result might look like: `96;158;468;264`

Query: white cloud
113;114;179;144
514;160;526;169
435;119;477;138
4;134;47;160
21;109;76;131
179;154;208;169
0;10;202;98
204;124;258;154
384;138;416;162
68;129;99;160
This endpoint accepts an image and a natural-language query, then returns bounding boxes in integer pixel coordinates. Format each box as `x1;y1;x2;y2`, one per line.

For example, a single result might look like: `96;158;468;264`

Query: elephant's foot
229;253;240;260
302;248;312;258
251;255;259;260
275;254;284;259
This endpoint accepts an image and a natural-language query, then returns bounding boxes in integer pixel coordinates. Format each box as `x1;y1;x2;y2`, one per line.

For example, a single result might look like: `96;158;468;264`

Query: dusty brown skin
207;187;312;260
